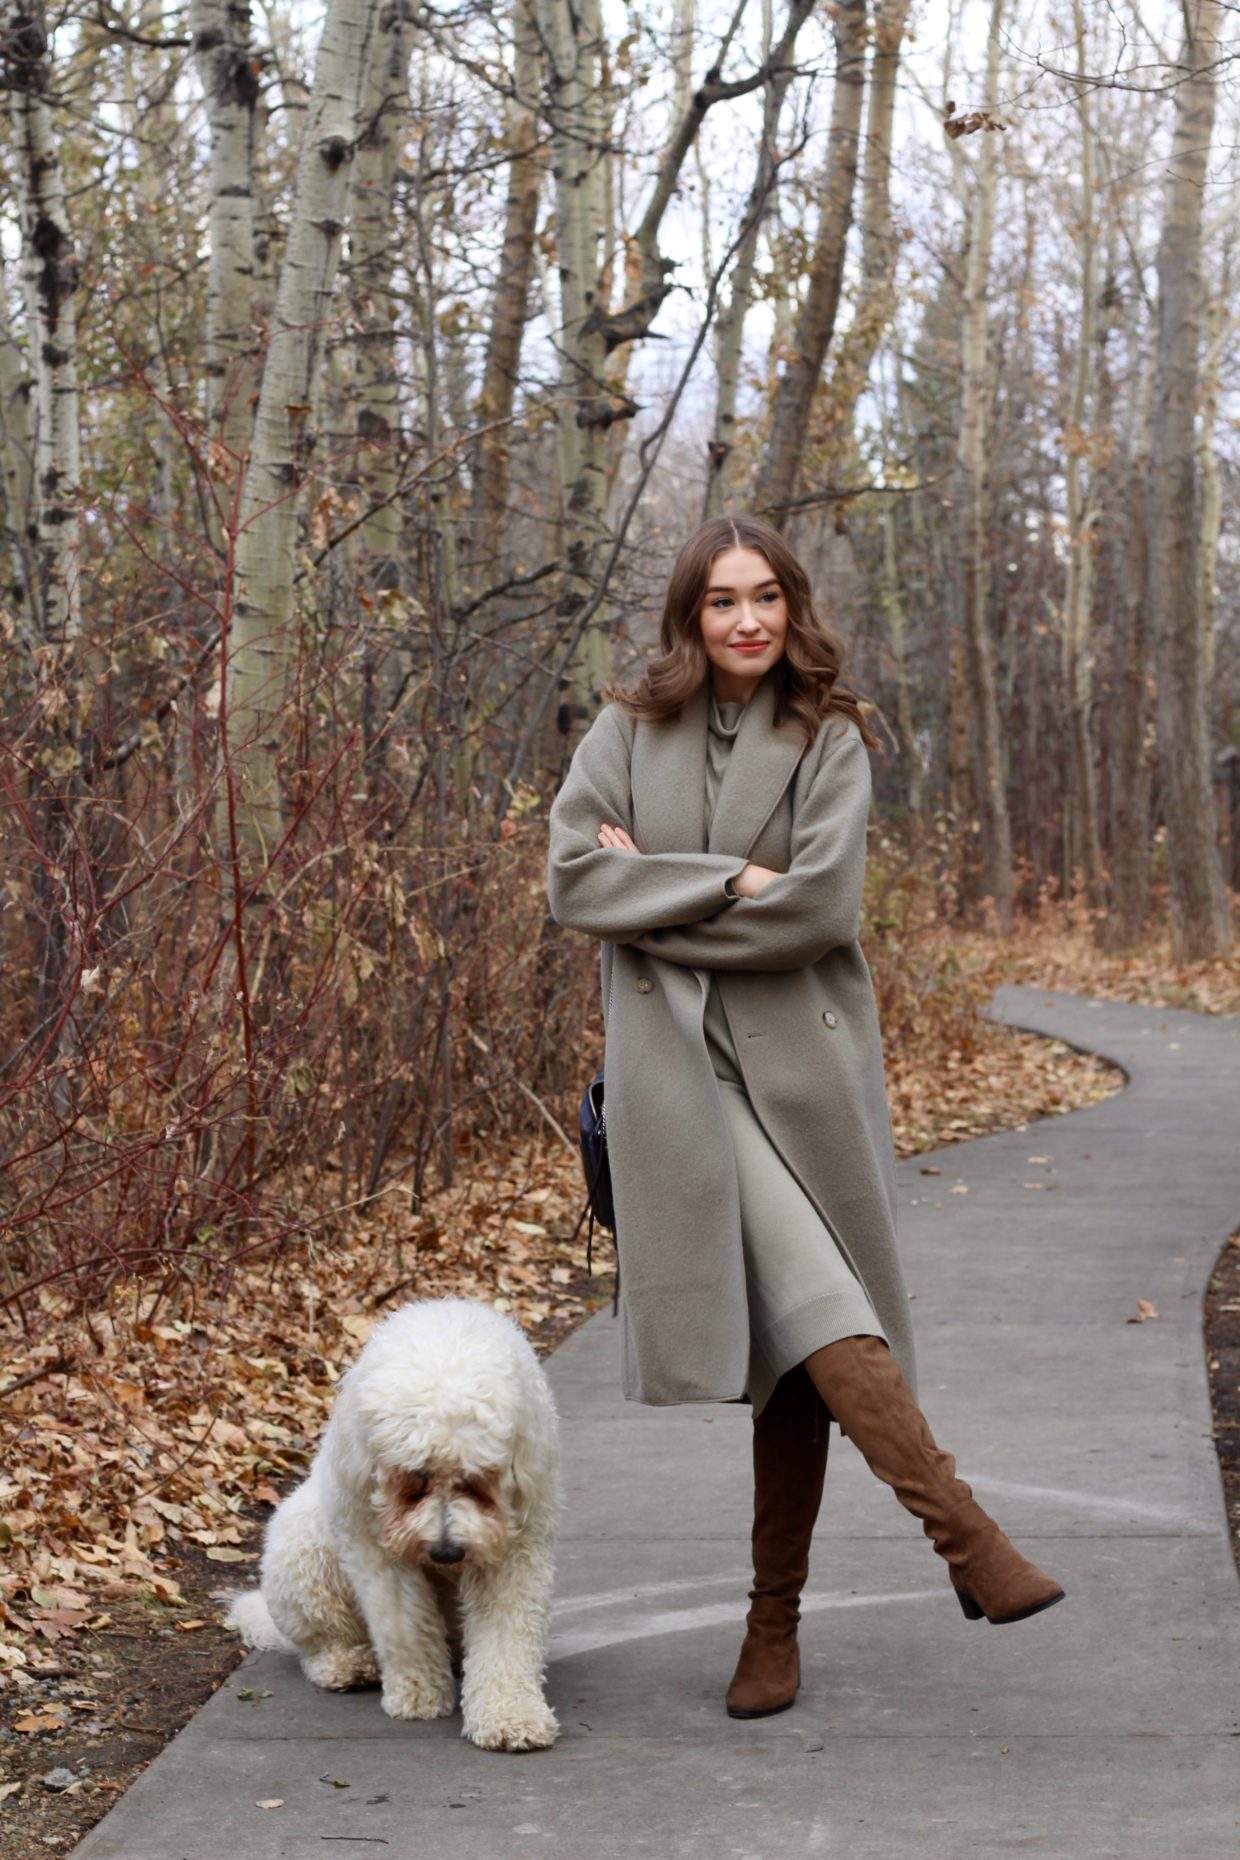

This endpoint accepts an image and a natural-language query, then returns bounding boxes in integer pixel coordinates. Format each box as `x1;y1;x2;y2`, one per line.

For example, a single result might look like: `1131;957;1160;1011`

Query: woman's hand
731;862;781;898
595;824;779;897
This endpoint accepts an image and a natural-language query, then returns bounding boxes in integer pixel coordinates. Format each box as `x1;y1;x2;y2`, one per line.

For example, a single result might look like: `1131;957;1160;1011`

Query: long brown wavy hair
602;515;880;751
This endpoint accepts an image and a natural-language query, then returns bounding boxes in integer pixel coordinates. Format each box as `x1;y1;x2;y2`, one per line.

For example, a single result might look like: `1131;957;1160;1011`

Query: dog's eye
399;1472;430;1504
457;1477;495;1508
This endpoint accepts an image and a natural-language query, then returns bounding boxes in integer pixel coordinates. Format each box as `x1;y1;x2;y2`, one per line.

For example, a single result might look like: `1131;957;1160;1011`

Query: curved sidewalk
75;986;1240;1860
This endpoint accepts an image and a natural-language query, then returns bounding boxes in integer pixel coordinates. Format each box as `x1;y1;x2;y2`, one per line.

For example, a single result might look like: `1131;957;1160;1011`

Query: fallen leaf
12;1711;66;1734
255;1798;284;1810
30;1587;89;1611
175;1619;207;1632
919;1166;941;1176
950;1184;969;1195
205;1547;256;1563
1126;1298;1160;1323
0;1780;23;1801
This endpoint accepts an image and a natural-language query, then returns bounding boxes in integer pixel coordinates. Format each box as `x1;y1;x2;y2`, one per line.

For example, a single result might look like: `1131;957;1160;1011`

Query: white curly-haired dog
224;1296;560;1751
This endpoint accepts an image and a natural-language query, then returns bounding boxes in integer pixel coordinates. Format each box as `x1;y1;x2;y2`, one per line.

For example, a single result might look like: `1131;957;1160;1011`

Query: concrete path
74;987;1240;1860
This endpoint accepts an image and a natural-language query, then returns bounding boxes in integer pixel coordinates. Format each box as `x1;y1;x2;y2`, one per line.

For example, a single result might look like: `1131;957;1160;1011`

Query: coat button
822;1010;837;1028
634;976;654;994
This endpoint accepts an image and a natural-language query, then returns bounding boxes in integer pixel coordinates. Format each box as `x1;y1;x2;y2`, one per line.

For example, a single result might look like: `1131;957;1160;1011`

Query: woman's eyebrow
704;579;780;594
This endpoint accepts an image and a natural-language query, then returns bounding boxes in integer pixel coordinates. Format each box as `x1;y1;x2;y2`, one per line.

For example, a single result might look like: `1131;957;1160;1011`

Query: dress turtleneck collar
708;689;747;739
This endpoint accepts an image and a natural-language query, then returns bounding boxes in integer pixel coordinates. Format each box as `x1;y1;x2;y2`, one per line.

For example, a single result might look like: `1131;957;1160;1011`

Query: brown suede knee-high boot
725;1366;831;1718
802;1336;1064;1624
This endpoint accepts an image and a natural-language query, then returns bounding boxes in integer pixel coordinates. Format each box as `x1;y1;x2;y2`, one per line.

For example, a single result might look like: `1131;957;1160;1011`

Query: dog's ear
507;1416;553;1532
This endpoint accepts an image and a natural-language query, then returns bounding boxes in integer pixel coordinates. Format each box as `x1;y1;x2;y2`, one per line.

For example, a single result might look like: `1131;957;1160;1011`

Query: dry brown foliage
949;896;1240;1018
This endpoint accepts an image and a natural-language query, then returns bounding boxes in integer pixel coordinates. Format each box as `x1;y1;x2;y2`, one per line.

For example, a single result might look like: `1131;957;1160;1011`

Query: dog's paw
381;1673;456;1721
462;1692;559;1752
303;1646;380;1691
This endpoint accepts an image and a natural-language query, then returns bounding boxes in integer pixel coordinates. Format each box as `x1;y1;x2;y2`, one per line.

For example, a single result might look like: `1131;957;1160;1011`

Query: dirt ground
1203;1230;1240;1581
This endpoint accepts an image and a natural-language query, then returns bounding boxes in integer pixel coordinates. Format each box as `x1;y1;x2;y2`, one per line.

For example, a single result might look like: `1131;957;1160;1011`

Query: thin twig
0;1354;74;1402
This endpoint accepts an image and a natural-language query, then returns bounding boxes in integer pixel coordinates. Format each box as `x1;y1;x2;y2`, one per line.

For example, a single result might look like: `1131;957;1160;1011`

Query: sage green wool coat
545;665;917;1408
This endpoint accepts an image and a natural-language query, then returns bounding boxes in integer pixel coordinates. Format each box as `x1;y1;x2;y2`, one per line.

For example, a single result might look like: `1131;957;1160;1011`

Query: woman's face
697;547;789;700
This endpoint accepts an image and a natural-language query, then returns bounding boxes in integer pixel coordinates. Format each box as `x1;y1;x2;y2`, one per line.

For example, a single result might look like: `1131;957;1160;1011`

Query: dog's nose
428;1542;465;1565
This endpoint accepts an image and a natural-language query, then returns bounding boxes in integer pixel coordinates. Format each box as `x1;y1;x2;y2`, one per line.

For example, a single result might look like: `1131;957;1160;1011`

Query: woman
545;515;1064;1721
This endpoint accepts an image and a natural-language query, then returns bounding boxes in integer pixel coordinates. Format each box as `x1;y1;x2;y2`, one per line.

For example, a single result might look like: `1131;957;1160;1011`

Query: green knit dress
701;689;888;1417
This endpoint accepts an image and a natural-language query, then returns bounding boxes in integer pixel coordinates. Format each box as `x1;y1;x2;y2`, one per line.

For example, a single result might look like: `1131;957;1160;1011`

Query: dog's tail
219;1588;294;1654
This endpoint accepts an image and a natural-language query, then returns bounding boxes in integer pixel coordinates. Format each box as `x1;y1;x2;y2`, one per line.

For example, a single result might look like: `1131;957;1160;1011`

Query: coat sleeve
546;703;749;939
624;722;871;972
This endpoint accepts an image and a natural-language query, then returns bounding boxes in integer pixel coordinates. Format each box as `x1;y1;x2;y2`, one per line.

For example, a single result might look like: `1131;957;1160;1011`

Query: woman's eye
759;591;779;603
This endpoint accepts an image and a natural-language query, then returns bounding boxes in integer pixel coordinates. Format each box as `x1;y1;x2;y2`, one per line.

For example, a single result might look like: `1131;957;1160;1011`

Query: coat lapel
630;666;806;857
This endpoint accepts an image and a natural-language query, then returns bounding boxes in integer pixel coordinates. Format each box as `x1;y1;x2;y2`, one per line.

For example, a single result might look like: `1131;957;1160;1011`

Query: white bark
4;0;82;649
1147;0;1230;959
468;0;543;575
349;0;412;592
878;349;920;816
1195;258;1229;684
532;0;610;726
0;251;36;634
221;0;381;870
821;0;910;451
125;0;180;521
191;0;260;467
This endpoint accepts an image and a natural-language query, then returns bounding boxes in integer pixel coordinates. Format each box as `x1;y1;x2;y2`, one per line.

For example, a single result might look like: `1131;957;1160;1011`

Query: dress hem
745;1288;888;1418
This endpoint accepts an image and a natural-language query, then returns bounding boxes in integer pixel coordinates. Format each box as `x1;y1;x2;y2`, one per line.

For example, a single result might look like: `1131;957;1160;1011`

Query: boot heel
956;1587;985;1621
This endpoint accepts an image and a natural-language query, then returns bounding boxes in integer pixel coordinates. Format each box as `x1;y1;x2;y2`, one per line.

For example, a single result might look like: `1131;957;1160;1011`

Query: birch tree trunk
219;0;380;875
349;0;412;594
1108;349;1154;949
952;0;1012;930
1061;2;1103;913
878;350;921;817
191;0;260;474
3;0;82;651
345;0;418;771
121;0;180;521
820;0;910;452
751;0;867;529
1196;245;1230;687
670;0;697;120
532;0;610;737
704;0;817;515
1147;0;1230;959
0;251;36;647
467;0;543;582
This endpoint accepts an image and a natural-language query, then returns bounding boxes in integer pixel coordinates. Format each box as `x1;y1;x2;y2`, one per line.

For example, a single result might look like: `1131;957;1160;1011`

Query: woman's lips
731;642;769;652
